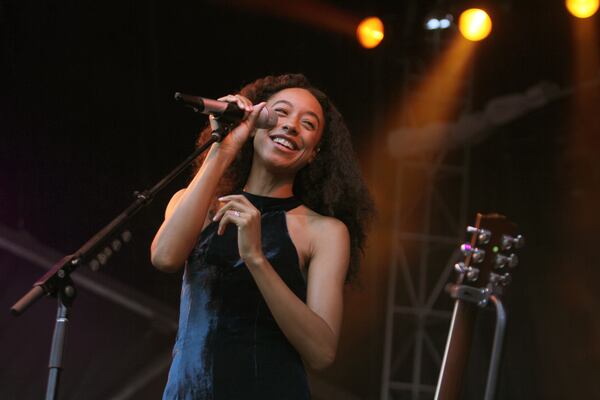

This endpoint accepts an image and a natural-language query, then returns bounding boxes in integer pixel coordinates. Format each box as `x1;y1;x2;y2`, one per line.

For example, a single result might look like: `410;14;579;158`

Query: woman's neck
243;163;295;198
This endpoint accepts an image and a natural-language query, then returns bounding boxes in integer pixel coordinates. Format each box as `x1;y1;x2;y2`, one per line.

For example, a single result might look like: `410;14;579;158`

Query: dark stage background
1;0;599;399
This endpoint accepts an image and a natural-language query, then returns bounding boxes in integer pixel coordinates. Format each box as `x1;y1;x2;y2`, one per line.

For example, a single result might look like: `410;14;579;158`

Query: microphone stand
10;121;229;400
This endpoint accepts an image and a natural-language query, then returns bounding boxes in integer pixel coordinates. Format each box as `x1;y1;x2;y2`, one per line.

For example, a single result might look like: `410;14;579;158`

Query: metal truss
380;37;474;400
380;151;470;400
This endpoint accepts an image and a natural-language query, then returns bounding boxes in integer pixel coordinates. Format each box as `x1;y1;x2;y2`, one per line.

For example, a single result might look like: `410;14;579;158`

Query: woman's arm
150;147;234;272
252;219;350;370
214;195;350;370
150;99;266;272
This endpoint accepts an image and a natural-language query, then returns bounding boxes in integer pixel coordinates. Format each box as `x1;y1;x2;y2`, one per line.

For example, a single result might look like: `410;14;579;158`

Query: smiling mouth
270;135;298;151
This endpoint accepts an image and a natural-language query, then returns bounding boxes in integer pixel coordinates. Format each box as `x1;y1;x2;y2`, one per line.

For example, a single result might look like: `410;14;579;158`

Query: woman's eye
302;120;316;130
275;108;288;116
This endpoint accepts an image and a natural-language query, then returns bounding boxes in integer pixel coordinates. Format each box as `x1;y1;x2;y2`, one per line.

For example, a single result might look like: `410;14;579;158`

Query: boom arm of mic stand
10;132;222;316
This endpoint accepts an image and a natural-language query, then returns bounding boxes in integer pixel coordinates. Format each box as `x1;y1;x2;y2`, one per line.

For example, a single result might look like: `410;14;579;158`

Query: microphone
174;92;278;129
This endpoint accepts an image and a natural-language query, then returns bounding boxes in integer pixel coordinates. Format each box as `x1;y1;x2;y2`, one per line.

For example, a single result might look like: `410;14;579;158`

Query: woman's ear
308;147;320;164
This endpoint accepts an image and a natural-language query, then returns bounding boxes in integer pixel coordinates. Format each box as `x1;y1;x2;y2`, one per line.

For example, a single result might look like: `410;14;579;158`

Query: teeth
272;137;295;150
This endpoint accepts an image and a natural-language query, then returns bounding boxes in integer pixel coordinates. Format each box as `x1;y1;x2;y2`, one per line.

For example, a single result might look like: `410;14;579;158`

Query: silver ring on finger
232;210;241;217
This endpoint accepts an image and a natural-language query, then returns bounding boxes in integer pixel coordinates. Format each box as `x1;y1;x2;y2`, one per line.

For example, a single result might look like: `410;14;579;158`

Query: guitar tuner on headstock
466;226;491;245
459;244;486;263
454;213;524;295
489;272;512;286
453;262;481;282
494;253;519;269
501;234;525;250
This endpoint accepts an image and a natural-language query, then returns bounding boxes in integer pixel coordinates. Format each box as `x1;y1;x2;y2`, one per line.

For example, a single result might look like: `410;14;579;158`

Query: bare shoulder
290;206;350;288
165;188;186;218
289;206;349;246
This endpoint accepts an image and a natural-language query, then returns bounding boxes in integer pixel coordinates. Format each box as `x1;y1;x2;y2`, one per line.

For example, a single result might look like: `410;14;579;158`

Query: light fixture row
357;2;598;49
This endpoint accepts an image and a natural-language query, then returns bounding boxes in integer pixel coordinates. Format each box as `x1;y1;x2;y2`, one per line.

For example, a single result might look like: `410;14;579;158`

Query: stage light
425;15;453;30
426;18;441;30
357;17;384;49
459;8;492;41
566;0;599;18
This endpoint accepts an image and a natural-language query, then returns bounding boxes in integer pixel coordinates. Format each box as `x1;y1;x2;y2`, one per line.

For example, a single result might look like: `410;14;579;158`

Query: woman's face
253;87;324;174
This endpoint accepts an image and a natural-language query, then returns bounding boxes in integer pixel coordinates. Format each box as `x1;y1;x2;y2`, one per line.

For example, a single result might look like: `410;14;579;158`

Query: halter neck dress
163;192;310;400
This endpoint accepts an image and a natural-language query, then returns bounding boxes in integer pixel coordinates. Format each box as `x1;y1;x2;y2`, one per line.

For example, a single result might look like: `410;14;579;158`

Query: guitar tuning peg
513;234;525;249
454;262;479;282
466;226;491;244
478;230;491;245
460;244;486;263
501;234;525;250
471;248;486;264
466;226;478;234
495;253;519;269
454;262;467;273
490;272;512;286
460;243;472;256
466;267;480;282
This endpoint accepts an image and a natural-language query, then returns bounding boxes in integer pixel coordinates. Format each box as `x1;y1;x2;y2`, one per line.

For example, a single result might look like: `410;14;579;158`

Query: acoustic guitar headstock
454;213;524;299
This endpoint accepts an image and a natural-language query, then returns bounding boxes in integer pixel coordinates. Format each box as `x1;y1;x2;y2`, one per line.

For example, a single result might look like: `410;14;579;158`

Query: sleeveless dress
163;192;310;400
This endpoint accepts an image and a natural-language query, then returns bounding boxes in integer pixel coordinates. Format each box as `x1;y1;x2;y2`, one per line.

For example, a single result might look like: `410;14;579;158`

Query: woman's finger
243;102;267;129
213;197;253;222
217;210;246;235
216;94;253;113
218;194;251;204
235;95;253;111
220;196;255;212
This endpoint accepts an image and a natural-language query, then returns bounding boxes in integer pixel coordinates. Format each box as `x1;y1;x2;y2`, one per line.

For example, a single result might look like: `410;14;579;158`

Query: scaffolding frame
380;33;474;400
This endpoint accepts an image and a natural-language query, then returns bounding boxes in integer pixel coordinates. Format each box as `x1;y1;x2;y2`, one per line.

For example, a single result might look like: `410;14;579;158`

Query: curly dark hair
193;74;374;282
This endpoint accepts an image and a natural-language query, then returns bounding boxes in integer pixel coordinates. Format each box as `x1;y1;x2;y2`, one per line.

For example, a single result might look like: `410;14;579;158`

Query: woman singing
151;74;373;399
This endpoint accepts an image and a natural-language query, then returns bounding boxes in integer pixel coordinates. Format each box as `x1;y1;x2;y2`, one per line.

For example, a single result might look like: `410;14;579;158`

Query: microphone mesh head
257;106;278;129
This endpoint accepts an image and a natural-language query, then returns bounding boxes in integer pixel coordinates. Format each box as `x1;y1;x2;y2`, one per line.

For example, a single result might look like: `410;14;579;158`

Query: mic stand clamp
208;114;231;142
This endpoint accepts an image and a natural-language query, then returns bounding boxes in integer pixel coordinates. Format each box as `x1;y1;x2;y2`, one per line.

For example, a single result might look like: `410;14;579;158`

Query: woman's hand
212;194;265;266
215;94;266;156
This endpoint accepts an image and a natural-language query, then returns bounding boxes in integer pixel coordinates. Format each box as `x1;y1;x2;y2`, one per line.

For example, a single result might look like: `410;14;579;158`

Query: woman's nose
282;119;299;135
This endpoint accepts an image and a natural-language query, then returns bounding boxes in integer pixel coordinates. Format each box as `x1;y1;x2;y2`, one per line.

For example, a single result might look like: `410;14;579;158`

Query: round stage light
357;17;384;49
566;0;599;18
425;18;441;30
459;8;492;42
425;15;453;31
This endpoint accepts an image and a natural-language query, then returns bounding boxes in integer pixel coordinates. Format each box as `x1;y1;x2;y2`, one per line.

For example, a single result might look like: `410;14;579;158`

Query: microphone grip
217;104;277;129
174;92;278;129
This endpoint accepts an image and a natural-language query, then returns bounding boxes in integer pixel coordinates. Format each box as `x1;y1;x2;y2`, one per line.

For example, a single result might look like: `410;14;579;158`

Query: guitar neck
435;298;478;400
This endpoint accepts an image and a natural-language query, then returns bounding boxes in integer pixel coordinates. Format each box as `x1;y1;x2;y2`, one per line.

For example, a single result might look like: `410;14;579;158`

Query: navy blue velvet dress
163;192;310;400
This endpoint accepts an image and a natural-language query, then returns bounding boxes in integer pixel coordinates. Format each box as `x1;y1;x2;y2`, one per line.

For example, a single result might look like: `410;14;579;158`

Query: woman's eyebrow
272;99;321;126
272;100;293;107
